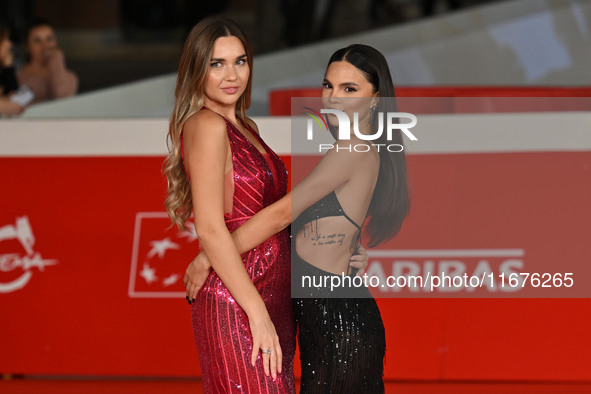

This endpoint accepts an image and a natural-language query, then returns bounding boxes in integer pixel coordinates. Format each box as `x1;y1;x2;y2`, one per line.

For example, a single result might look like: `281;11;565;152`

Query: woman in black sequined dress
289;45;409;393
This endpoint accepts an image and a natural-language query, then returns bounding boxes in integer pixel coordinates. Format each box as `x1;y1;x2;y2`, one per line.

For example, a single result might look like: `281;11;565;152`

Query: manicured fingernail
192;298;195;302
186;296;189;301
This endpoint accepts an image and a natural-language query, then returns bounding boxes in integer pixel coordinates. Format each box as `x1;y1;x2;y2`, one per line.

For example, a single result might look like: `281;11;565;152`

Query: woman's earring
370;105;377;120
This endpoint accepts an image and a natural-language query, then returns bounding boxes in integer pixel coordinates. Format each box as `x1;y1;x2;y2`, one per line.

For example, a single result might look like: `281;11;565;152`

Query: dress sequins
292;192;386;393
190;108;295;393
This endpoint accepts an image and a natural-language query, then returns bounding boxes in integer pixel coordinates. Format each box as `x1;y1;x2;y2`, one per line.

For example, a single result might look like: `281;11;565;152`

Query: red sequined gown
189;108;295;393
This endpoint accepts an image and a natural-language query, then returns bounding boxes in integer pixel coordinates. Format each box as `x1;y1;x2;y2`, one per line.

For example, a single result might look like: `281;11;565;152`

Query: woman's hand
349;244;369;276
187;250;284;378
183;251;211;303
45;48;67;70
248;311;283;379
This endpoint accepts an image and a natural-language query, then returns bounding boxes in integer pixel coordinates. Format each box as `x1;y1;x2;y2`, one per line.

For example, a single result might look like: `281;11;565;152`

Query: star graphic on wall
146;237;180;259
139;262;158;284
163;274;180;287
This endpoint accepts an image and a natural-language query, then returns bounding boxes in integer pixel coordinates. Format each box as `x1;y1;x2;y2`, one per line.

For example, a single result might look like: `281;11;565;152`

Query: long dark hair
327;44;409;247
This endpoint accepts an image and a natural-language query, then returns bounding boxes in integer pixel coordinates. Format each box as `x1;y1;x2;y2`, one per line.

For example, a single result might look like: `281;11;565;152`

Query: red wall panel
1;151;590;381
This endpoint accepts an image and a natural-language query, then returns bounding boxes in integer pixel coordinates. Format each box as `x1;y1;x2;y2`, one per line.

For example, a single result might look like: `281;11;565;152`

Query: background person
18;19;78;104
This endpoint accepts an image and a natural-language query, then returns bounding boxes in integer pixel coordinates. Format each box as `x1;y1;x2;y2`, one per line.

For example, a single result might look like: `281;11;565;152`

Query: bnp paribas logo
303;106;418;152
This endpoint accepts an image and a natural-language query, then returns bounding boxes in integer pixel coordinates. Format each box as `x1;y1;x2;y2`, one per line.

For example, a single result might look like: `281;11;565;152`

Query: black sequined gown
292;191;386;393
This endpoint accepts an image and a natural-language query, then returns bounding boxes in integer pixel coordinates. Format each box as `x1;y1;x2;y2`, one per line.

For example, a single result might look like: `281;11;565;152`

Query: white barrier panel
2;112;591;156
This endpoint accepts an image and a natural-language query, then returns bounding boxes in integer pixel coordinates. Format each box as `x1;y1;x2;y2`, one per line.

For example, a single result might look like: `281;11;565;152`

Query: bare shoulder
184;109;228;139
331;139;368;159
327;137;379;168
245;117;260;135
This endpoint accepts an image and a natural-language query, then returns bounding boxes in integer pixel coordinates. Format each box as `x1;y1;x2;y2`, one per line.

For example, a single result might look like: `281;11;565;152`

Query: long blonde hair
163;16;253;230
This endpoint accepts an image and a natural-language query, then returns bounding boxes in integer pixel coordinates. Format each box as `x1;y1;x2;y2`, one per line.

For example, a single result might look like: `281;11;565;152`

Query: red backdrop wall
1;152;590;380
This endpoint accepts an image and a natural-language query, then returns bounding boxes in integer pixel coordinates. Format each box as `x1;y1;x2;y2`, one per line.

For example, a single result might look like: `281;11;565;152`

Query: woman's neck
203;100;239;123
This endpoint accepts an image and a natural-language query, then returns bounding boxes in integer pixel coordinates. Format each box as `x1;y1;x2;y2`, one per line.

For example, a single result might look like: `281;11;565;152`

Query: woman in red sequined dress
163;17;295;393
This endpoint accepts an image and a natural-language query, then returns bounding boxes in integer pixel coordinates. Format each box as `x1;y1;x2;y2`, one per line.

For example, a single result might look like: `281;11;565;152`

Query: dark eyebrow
210;54;247;62
322;79;360;87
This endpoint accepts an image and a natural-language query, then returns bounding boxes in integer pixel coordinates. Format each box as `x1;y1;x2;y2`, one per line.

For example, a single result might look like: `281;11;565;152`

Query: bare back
292;140;379;275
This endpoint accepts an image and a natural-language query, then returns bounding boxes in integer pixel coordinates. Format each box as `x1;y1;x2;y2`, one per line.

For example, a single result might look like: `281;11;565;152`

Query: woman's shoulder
322;137;379;175
183;108;228;137
187;107;227;127
331;137;379;158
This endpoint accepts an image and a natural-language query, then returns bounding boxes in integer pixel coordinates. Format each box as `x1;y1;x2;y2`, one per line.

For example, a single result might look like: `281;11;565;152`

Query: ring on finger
261;348;271;355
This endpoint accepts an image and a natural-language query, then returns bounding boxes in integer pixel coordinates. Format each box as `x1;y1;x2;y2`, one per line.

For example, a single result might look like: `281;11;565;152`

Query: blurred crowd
0;0;490;118
0;19;77;118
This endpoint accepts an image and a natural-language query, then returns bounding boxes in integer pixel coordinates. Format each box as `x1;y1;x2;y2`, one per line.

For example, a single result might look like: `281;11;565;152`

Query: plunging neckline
231;119;269;157
202;106;280;200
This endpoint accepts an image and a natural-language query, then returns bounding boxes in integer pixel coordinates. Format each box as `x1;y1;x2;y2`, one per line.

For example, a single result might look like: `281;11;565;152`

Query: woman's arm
231;142;367;252
185;141;371;295
184;110;281;378
186;243;370;300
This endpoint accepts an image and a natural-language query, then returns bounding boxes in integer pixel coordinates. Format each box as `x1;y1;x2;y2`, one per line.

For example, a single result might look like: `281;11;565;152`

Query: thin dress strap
332;191;363;230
